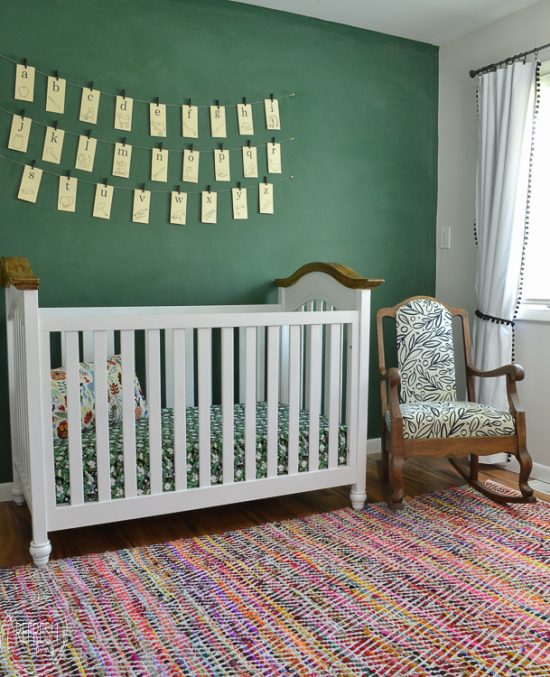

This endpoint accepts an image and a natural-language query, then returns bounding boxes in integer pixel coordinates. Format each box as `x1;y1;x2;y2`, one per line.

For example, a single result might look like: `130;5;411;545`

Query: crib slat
323;304;334;416
266;326;280;478
221;327;234;485
244;327;257;482
40;332;56;510
279;325;290;405
185;329;195;407
164;329;174;408
327;323;342;469
198;328;212;488
121;330;137;498
346;321;359;463
288;325;301;475
307;324;322;472
173;329;187;491
146;329;162;495
66;331;84;505
83;330;115;362
93;331;111;502
256;327;266;401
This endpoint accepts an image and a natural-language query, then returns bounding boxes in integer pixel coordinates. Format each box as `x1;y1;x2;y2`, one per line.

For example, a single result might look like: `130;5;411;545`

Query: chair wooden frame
376;295;535;508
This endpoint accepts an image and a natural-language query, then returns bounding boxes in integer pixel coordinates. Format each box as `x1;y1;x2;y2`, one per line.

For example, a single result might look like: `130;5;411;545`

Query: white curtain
473;60;537;462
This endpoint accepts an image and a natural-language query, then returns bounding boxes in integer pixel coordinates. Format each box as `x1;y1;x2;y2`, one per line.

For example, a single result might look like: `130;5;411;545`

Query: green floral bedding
54;403;348;505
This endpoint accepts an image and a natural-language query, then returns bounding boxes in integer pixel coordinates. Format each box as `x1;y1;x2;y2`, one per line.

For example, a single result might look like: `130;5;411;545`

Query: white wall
437;0;550;473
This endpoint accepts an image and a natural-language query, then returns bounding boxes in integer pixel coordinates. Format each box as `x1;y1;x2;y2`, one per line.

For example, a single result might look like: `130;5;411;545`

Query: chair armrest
468;364;525;382
385;367;402;422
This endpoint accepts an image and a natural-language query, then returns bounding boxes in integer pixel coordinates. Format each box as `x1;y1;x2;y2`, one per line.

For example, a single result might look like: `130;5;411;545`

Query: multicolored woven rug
1;484;548;675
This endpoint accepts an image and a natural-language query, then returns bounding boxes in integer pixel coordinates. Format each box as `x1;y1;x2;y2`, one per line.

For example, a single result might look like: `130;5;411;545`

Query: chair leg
517;445;535;500
469;454;479;482
389;453;405;509
449;455;536;505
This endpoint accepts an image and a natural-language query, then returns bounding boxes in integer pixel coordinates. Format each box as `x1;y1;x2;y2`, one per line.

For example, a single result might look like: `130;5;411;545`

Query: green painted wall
0;0;438;482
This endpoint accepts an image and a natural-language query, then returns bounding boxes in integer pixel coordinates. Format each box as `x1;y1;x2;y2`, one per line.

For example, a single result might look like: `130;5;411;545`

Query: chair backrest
377;296;473;406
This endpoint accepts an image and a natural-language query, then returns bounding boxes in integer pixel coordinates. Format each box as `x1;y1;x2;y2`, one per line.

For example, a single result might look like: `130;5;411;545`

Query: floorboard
1;455;547;568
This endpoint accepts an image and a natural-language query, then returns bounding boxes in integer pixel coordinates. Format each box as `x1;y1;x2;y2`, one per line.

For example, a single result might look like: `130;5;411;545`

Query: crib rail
37;307;358;526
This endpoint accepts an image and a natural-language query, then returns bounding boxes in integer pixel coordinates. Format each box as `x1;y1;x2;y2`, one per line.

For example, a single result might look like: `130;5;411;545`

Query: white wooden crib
1;257;382;566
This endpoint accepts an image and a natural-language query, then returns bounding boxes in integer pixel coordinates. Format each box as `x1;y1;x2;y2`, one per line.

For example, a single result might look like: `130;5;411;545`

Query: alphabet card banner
1;52;295;226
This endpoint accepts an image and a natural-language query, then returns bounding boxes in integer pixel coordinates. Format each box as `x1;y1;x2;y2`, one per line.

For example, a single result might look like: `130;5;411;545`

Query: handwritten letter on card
170;190;187;225
232;187;248;220
259;182;274;214
17;164;43;203
8;114;31;153
264;98;281;130
15;64;35;102
214;149;230;181
267;142;282;174
42;126;65;165
93;183;114;220
132;189;151;224
237;103;254;135
182;149;199;183
46;76;66;114
114;95;134;131
181;104;198;138
79;87;101;124
242;145;258;178
57;176;78;212
151;147;169;182
210;105;227;138
75;134;97;172
201;190;217;223
112;142;132;178
149;103;167;137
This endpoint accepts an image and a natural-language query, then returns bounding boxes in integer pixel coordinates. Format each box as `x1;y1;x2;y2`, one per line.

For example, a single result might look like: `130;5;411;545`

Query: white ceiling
229;0;541;45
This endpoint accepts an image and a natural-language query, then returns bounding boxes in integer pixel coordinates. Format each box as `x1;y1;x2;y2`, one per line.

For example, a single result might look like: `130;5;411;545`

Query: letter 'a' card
15;64;35;102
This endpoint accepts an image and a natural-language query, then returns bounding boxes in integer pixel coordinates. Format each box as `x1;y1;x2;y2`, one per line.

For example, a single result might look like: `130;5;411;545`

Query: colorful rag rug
0;484;548;676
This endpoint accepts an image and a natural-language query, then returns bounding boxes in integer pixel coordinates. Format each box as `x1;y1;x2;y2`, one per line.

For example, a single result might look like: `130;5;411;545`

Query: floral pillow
51;355;148;439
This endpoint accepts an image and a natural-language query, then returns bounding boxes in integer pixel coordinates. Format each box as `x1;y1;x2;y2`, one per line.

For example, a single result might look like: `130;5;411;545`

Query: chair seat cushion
385;401;516;440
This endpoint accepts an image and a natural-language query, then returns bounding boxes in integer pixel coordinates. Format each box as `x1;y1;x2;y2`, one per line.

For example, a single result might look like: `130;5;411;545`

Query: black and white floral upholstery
396;298;457;403
385;401;516;439
389;298;516;440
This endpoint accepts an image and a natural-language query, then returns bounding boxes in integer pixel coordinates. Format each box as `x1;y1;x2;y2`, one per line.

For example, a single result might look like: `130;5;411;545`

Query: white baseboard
367;437;381;453
0;482;13;502
507;457;550;483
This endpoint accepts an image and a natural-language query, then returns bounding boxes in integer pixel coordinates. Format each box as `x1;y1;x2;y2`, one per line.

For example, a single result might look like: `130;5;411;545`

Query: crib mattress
53;403;348;505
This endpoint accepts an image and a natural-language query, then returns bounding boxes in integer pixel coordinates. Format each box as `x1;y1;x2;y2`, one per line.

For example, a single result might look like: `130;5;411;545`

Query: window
522;61;550;305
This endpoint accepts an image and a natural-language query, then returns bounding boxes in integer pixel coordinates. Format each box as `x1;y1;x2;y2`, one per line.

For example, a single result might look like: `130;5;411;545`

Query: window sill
516;304;550;323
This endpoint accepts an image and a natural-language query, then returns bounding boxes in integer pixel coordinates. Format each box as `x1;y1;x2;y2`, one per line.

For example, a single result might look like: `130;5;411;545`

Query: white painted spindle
197;328;212;488
121;330;137;498
307;324;322;471
288;325;301;475
221;327;234;485
327;323;342;469
40;331;56;509
93;331;111;503
173;329;187;491
266;326;280;478
244;327;257;481
146;329;163;495
66;331;84;505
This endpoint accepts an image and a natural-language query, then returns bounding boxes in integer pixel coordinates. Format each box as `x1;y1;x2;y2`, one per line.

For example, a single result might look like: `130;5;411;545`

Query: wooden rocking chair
376;296;536;508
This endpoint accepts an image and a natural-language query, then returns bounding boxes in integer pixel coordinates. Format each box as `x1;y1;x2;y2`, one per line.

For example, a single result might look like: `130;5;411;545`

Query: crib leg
30;540;52;568
11;474;25;506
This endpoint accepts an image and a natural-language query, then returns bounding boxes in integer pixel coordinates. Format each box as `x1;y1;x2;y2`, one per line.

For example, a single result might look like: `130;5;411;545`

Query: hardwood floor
1;455;547;568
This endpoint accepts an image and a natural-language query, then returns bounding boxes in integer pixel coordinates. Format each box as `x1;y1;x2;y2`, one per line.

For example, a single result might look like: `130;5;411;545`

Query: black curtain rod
469;41;550;78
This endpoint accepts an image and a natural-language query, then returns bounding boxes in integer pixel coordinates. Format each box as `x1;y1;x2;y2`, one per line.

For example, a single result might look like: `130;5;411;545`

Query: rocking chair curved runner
376;296;535;507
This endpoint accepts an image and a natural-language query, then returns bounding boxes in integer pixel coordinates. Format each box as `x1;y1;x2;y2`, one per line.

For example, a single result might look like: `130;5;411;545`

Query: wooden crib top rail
274;262;383;290
0;256;39;290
